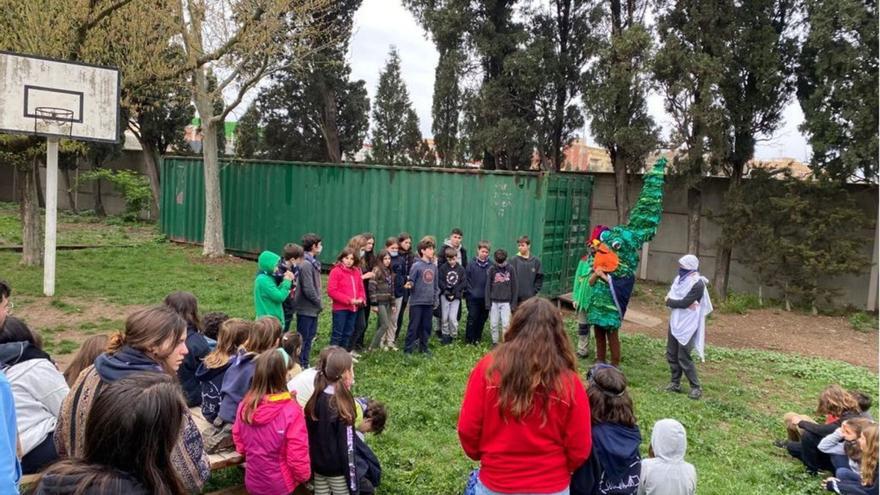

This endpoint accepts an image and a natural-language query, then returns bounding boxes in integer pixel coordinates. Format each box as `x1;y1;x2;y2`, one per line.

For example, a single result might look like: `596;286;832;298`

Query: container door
541;174;592;297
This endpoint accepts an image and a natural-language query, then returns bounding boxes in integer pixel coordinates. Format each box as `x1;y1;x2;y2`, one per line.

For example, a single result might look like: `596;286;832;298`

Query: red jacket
458;354;592;494
327;263;366;312
233;392;310;495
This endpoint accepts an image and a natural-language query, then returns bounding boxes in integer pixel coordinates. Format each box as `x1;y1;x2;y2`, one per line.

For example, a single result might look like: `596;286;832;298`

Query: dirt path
616;299;879;372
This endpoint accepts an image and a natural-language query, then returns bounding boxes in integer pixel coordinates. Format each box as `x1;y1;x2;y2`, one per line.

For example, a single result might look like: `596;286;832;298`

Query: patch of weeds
717;291;763;314
849;312;878;333
50;298;82;314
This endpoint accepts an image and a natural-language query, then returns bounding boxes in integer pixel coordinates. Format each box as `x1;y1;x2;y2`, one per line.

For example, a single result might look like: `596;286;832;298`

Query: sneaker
350;351;361;359
390;345;399;351
773;439;788;449
688;388;703;400
665;383;683;393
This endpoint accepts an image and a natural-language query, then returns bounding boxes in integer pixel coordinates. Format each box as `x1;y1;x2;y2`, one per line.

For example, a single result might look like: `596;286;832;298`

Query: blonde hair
246;317;281;354
204;319;252;369
861;423;878;485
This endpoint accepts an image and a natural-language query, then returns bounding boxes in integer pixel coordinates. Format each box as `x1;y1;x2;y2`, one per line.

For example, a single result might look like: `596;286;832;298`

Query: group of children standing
254;229;546;363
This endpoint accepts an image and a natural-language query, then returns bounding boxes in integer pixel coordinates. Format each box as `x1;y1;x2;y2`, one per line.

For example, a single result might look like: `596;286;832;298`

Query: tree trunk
92;163;106;217
713;162;745;299
19;159;43;266
140;140;162;218
319;83;341;162
686;186;701;255
62;167;77;214
611;150;629;224
193;68;226;257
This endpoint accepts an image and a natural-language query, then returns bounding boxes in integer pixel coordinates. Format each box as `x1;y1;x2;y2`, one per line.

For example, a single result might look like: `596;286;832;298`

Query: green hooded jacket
254;251;291;324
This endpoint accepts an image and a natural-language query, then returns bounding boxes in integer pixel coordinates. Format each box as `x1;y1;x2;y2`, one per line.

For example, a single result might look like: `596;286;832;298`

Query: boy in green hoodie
254;251;295;324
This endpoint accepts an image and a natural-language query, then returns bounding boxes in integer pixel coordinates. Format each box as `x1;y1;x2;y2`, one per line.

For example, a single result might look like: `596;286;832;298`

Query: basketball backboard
0;51;120;143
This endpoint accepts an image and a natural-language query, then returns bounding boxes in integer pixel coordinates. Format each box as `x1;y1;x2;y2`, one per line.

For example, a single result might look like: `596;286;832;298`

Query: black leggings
22;433;58;474
787;430;835;474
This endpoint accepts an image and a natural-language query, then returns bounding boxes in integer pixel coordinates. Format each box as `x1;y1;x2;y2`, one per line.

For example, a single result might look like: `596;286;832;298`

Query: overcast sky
348;0;812;161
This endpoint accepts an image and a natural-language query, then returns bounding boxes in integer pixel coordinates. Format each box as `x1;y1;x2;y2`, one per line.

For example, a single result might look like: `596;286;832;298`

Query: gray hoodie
638;419;696;495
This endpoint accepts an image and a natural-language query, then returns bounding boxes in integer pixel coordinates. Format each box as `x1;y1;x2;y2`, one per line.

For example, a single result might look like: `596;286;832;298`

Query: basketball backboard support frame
0;51;121;296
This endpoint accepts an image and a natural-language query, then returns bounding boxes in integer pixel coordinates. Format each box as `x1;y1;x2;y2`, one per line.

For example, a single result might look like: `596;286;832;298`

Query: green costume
577;157;667;330
254;250;291;324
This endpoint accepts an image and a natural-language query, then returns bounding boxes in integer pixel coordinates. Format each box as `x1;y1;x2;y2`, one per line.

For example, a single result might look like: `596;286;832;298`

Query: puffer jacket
233;392;311;495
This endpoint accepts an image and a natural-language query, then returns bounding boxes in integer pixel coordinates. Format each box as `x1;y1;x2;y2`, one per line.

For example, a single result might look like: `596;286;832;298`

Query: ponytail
305;350;355;425
105;332;125;354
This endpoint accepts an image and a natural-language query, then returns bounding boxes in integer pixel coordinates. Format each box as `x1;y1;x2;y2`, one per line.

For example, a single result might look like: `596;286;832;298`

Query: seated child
233;349;310;495
202;311;230;350
281;332;304;381
571;364;642;495
354;398;387;495
639;419;697;495
824;422;878;495
196;319;252;424
820;418;875;482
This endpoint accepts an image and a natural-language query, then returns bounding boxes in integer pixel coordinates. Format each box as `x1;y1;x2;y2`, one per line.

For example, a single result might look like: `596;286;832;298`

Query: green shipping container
160;158;593;297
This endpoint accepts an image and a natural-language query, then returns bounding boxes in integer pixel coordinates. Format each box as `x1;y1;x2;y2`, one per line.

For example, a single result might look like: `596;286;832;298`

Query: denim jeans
296;314;318;367
475;478;569;495
330;310;358;347
404;304;433;353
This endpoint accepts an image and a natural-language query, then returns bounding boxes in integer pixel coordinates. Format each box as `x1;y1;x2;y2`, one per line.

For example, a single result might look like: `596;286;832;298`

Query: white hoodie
639;419;697;495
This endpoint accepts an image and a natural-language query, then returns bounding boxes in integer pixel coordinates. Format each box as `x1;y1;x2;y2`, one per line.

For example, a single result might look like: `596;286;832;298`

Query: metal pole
639;242;650;280
867;214;879;311
43;137;59;296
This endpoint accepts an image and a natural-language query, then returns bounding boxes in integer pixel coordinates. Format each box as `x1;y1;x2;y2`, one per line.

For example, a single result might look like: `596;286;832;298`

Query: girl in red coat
328;248;366;348
458;297;592;495
233;349;310;495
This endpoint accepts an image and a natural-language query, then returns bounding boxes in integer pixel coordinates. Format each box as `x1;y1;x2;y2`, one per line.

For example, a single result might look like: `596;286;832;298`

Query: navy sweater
465;258;491;300
195;360;232;423
178;326;210;407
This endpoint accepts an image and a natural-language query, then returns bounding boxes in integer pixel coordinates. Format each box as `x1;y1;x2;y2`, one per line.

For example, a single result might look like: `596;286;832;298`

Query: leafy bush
849;312;878;332
76;169;151;221
717;291;764;314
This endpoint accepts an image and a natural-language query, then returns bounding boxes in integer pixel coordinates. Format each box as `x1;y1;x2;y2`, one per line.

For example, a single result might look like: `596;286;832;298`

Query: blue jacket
218;350;257;424
391;254;409;299
94;346;163;382
178;325;210;407
465;257;491;300
195;360;232;424
0;371;19;492
571;422;642;495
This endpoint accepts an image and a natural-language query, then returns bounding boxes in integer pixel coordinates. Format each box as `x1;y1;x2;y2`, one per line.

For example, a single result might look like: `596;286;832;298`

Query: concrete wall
587;173;879;310
0;149;152;219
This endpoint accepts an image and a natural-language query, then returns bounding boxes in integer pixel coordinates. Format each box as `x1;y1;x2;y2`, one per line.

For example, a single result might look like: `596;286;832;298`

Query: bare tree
177;0;333;256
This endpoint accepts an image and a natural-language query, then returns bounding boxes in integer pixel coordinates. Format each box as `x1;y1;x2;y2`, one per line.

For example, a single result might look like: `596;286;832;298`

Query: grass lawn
1;232;877;494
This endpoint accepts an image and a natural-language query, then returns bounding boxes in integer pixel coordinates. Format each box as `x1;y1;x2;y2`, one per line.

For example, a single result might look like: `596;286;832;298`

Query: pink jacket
327;263;366;312
232;392;310;495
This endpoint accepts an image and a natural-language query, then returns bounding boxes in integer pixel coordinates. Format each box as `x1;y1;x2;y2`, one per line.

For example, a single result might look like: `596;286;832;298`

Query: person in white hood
664;254;712;400
639;419;697;495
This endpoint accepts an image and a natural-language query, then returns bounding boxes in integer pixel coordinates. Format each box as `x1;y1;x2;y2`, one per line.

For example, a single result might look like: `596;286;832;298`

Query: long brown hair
587;365;637;427
203;319;252;369
861;423;878;485
346;235;367;267
106;306;186;375
163;291;201;331
487;297;578;422
240;349;289;424
305;349;356;425
818;385;861;417
36;373;187;494
245;317;281;354
63;334;109;386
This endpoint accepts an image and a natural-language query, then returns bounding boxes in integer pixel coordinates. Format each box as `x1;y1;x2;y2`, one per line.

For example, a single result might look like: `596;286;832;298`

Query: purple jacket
233;392;311;495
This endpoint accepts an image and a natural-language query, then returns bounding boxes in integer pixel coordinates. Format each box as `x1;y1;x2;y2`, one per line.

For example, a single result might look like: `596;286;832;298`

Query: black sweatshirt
307;390;356;491
665;280;705;309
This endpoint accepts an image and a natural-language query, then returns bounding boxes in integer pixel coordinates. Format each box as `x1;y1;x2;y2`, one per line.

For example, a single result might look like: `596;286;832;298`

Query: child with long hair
368;249;396;350
35;373;187;495
196;318;252;424
207;317;282;454
328;248;366;349
458;297;591;495
781;385;866;474
62;334;108;386
393;232;415;340
281;331;304;380
55;307;210;492
233;349;311;495
305;350;358;495
820;417;875;474
164;291;210;407
571;364;642;495
825;422;878;495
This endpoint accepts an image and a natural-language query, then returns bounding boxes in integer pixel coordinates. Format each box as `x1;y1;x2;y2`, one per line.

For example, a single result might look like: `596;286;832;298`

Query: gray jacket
293;255;323;316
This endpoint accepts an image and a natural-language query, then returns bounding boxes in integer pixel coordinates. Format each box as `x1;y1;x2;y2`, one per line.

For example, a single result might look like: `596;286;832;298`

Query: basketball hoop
33;106;74;137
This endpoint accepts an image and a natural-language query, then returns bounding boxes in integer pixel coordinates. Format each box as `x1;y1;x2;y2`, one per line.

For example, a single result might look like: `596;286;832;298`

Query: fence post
639;242;649;280
867;219;878;311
